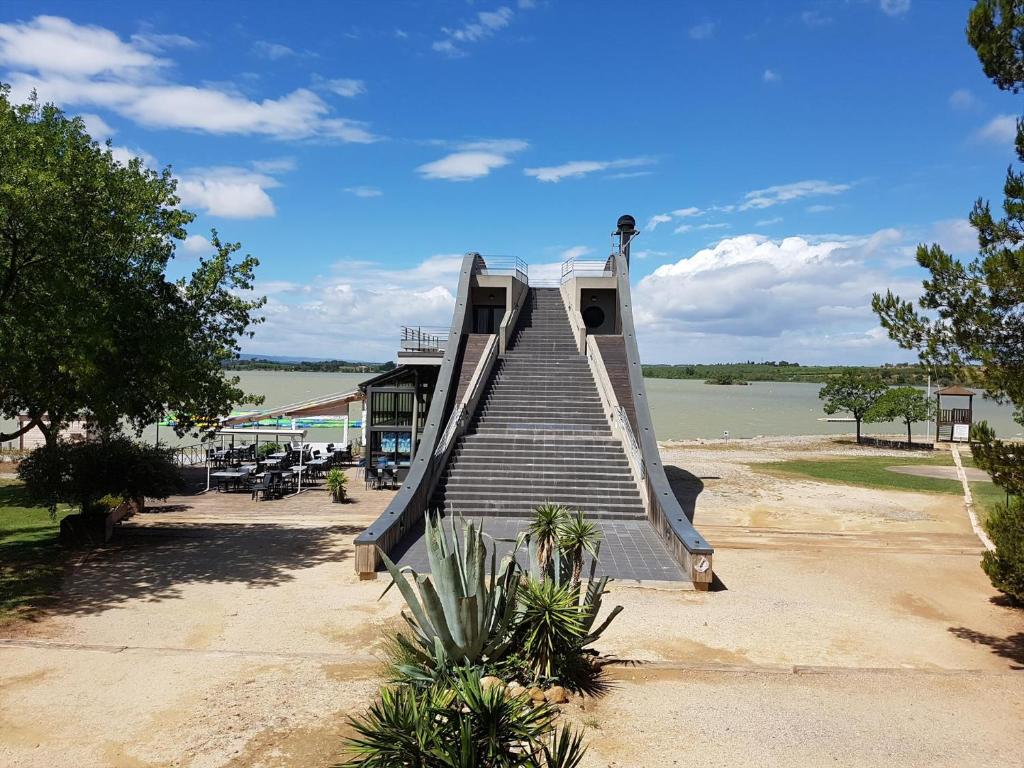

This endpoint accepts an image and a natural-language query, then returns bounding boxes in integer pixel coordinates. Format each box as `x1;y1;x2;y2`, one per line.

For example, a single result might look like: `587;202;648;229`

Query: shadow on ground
44;523;363;617
948;626;1024;669
664;466;704;523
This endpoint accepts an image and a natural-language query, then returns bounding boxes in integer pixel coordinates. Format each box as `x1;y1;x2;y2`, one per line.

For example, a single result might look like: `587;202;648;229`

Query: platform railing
561;257;616;283
400;326;450;352
478;255;528;284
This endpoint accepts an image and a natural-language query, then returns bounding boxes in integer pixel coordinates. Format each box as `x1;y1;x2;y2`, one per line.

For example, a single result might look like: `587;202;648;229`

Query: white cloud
801;10;832;27
433;6;514;57
756;217;783;226
180;234;213;257
0;15;165;77
129;31;197;54
0;16;379;143
739;179;851;210
322;78;366;97
523;157;654;183
417;138;528;181
976;114;1017;144
646;214;673;231
109;145;156;168
880;0;911;16
344;185;383;198
79;112;115;138
244;255;467;360
673;206;703;217
689;21;715;40
949;88;975;110
252;40;296;60
763;69;781;83
673;224;693;234
177;165;287;219
559;245;592;261
930;218;977;254
632;229;920;364
806;204;834;213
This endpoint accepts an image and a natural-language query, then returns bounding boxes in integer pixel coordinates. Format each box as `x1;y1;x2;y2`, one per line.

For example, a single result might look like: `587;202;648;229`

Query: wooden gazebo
934;385;975;442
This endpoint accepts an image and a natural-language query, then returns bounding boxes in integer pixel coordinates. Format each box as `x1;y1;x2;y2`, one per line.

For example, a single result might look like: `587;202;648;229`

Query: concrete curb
950;445;995;552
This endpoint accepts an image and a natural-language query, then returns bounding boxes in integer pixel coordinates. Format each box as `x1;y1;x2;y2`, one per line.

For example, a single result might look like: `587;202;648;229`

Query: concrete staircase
432;288;646;520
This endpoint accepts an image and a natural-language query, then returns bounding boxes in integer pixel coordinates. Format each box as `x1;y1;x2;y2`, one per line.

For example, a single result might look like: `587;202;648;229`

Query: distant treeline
223;358;396;373
641;361;945;386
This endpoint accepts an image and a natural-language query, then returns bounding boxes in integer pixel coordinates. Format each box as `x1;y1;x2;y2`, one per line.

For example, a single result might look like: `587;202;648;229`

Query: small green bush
340;669;586;768
982;496;1024;602
257;442;283;459
326;468;348;502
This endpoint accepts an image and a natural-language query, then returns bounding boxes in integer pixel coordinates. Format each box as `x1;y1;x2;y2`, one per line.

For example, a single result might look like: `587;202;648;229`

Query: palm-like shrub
341;669;586;768
557;511;600;589
326;467;348;502
380;514;520;668
528;503;569;576
516;578;586;680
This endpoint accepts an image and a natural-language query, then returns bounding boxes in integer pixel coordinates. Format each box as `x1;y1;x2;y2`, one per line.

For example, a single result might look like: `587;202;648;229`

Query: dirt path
2;445;1023;767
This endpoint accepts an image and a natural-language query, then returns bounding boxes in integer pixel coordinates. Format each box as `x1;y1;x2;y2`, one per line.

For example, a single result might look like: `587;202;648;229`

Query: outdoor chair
365;465;382;490
251;474;274;502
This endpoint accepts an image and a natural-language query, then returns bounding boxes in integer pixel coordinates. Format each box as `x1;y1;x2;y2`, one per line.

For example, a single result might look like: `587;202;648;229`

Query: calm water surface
4;372;1021;449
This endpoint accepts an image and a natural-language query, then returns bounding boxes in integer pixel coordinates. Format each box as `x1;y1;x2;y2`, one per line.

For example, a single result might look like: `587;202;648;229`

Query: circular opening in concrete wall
582;305;605;329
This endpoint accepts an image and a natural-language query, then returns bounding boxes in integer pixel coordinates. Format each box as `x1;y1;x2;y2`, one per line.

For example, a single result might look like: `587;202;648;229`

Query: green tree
818;371;886;444
873;0;1024;431
872;1;1024;601
868;386;933;447
0;87;265;445
17;433;183;515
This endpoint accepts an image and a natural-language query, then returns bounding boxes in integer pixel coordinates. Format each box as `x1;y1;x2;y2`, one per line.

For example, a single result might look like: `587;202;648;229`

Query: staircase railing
615;405;645;480
435;334;497;458
586;335;647;493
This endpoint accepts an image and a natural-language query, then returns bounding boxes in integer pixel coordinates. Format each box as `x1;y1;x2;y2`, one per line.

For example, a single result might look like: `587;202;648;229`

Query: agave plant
516;577;586;680
380;513;520;668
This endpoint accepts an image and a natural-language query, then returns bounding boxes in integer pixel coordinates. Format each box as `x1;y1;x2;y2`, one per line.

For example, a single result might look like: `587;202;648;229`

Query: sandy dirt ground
2;440;1023;767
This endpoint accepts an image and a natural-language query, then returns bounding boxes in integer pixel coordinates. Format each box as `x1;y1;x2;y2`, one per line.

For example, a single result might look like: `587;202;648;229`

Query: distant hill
641;362;945;386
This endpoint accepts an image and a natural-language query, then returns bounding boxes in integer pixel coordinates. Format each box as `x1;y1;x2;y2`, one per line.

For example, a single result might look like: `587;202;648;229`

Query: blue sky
0;0;1018;363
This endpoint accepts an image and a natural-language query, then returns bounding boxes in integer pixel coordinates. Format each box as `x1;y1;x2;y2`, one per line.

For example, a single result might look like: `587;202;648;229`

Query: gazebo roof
935;385;976;397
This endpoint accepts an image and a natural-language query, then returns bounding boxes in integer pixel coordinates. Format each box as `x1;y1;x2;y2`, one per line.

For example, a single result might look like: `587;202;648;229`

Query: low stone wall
859;436;934;451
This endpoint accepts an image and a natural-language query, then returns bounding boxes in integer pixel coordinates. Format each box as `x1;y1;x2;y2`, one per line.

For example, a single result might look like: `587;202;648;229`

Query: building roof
934;385;976;397
219;389;364;427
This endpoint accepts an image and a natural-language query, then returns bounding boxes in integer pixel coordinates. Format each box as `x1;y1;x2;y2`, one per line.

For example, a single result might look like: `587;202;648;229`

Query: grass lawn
755;452;1006;525
0;480;71;625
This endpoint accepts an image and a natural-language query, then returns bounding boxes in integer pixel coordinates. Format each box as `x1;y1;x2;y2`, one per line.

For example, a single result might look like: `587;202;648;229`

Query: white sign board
952;423;970;442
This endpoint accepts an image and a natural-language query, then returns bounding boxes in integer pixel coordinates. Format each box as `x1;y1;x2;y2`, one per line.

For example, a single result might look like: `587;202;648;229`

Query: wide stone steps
431;287;645;521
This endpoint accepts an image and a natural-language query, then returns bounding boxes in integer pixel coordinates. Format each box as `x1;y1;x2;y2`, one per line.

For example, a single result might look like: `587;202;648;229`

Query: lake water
4;371;1021;449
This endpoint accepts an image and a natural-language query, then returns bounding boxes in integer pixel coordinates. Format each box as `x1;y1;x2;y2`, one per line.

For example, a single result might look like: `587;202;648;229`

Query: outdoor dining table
210;468;249;492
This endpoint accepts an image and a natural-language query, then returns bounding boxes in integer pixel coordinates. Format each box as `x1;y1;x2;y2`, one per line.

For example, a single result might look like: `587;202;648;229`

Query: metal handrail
615;406;645;479
400;326;450;352
172;443;208;466
478;255;528;284
560;257;616;283
435;404;466;457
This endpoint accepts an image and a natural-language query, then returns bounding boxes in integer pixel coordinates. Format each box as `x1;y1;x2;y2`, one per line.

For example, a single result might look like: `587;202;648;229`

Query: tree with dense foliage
818;372;887;444
0;87;265;445
17;433;182;515
873;0;1024;601
868;387;933;447
873;0;1024;429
